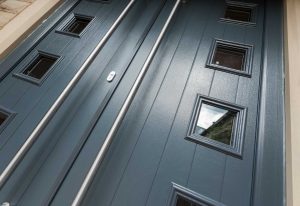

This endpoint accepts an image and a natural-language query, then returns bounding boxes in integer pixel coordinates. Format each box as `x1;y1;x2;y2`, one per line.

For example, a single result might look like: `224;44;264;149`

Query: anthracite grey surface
0;0;284;205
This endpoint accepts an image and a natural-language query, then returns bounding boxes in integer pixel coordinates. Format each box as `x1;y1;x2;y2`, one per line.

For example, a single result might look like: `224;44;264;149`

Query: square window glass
224;6;252;22
22;54;58;80
194;103;237;145
63;16;91;35
212;45;246;71
0;112;8;126
176;196;202;206
187;95;246;157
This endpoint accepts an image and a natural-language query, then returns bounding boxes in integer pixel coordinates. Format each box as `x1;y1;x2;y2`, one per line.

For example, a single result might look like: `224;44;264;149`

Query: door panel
0;0;119;160
16;1;168;205
0;0;166;204
0;0;284;205
54;0;264;206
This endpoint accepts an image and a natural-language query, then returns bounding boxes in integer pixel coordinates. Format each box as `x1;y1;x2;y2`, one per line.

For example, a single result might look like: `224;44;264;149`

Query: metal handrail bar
71;0;182;205
0;0;136;189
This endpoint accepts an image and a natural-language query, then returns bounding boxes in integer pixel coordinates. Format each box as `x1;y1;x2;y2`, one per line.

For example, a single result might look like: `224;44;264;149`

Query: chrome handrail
71;0;182;205
0;0;136;189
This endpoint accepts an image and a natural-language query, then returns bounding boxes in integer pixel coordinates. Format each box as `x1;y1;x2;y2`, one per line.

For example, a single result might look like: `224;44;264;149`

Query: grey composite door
0;0;284;206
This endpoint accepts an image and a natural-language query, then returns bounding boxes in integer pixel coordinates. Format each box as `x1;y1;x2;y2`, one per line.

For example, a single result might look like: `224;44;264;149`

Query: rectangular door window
195;103;236;145
56;14;94;37
220;2;257;25
176;196;202;206
0;112;8;126
64;17;91;35
212;45;246;71
22;55;57;79
0;107;15;133
14;51;61;85
187;95;246;157
207;39;253;77
224;6;252;22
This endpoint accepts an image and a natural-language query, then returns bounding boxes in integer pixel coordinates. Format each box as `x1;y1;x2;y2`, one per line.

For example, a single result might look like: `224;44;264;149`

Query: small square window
220;2;257;26
63;17;91;34
224;6;252;22
212;45;246;71
207;39;253;77
56;14;94;37
13;51;61;85
22;55;57;80
0;112;8;126
195;103;237;146
186;95;246;157
0;107;15;133
176;196;202;206
169;183;224;206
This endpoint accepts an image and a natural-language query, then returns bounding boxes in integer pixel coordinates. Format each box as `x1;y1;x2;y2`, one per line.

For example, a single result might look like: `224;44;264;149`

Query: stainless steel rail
71;0;182;205
0;0;136;189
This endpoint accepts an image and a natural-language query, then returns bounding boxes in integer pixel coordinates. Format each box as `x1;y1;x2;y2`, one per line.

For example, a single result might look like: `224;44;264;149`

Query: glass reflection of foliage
201;111;236;145
195;103;237;145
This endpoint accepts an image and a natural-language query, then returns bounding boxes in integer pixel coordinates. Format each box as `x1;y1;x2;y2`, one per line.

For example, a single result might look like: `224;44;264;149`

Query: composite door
0;0;283;206
52;0;270;206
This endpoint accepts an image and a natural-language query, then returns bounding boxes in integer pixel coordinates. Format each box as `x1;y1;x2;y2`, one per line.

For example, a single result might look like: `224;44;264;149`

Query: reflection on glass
225;6;252;22
65;18;91;34
212;45;246;71
23;55;57;80
176;196;201;206
0;112;8;126
194;103;236;145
